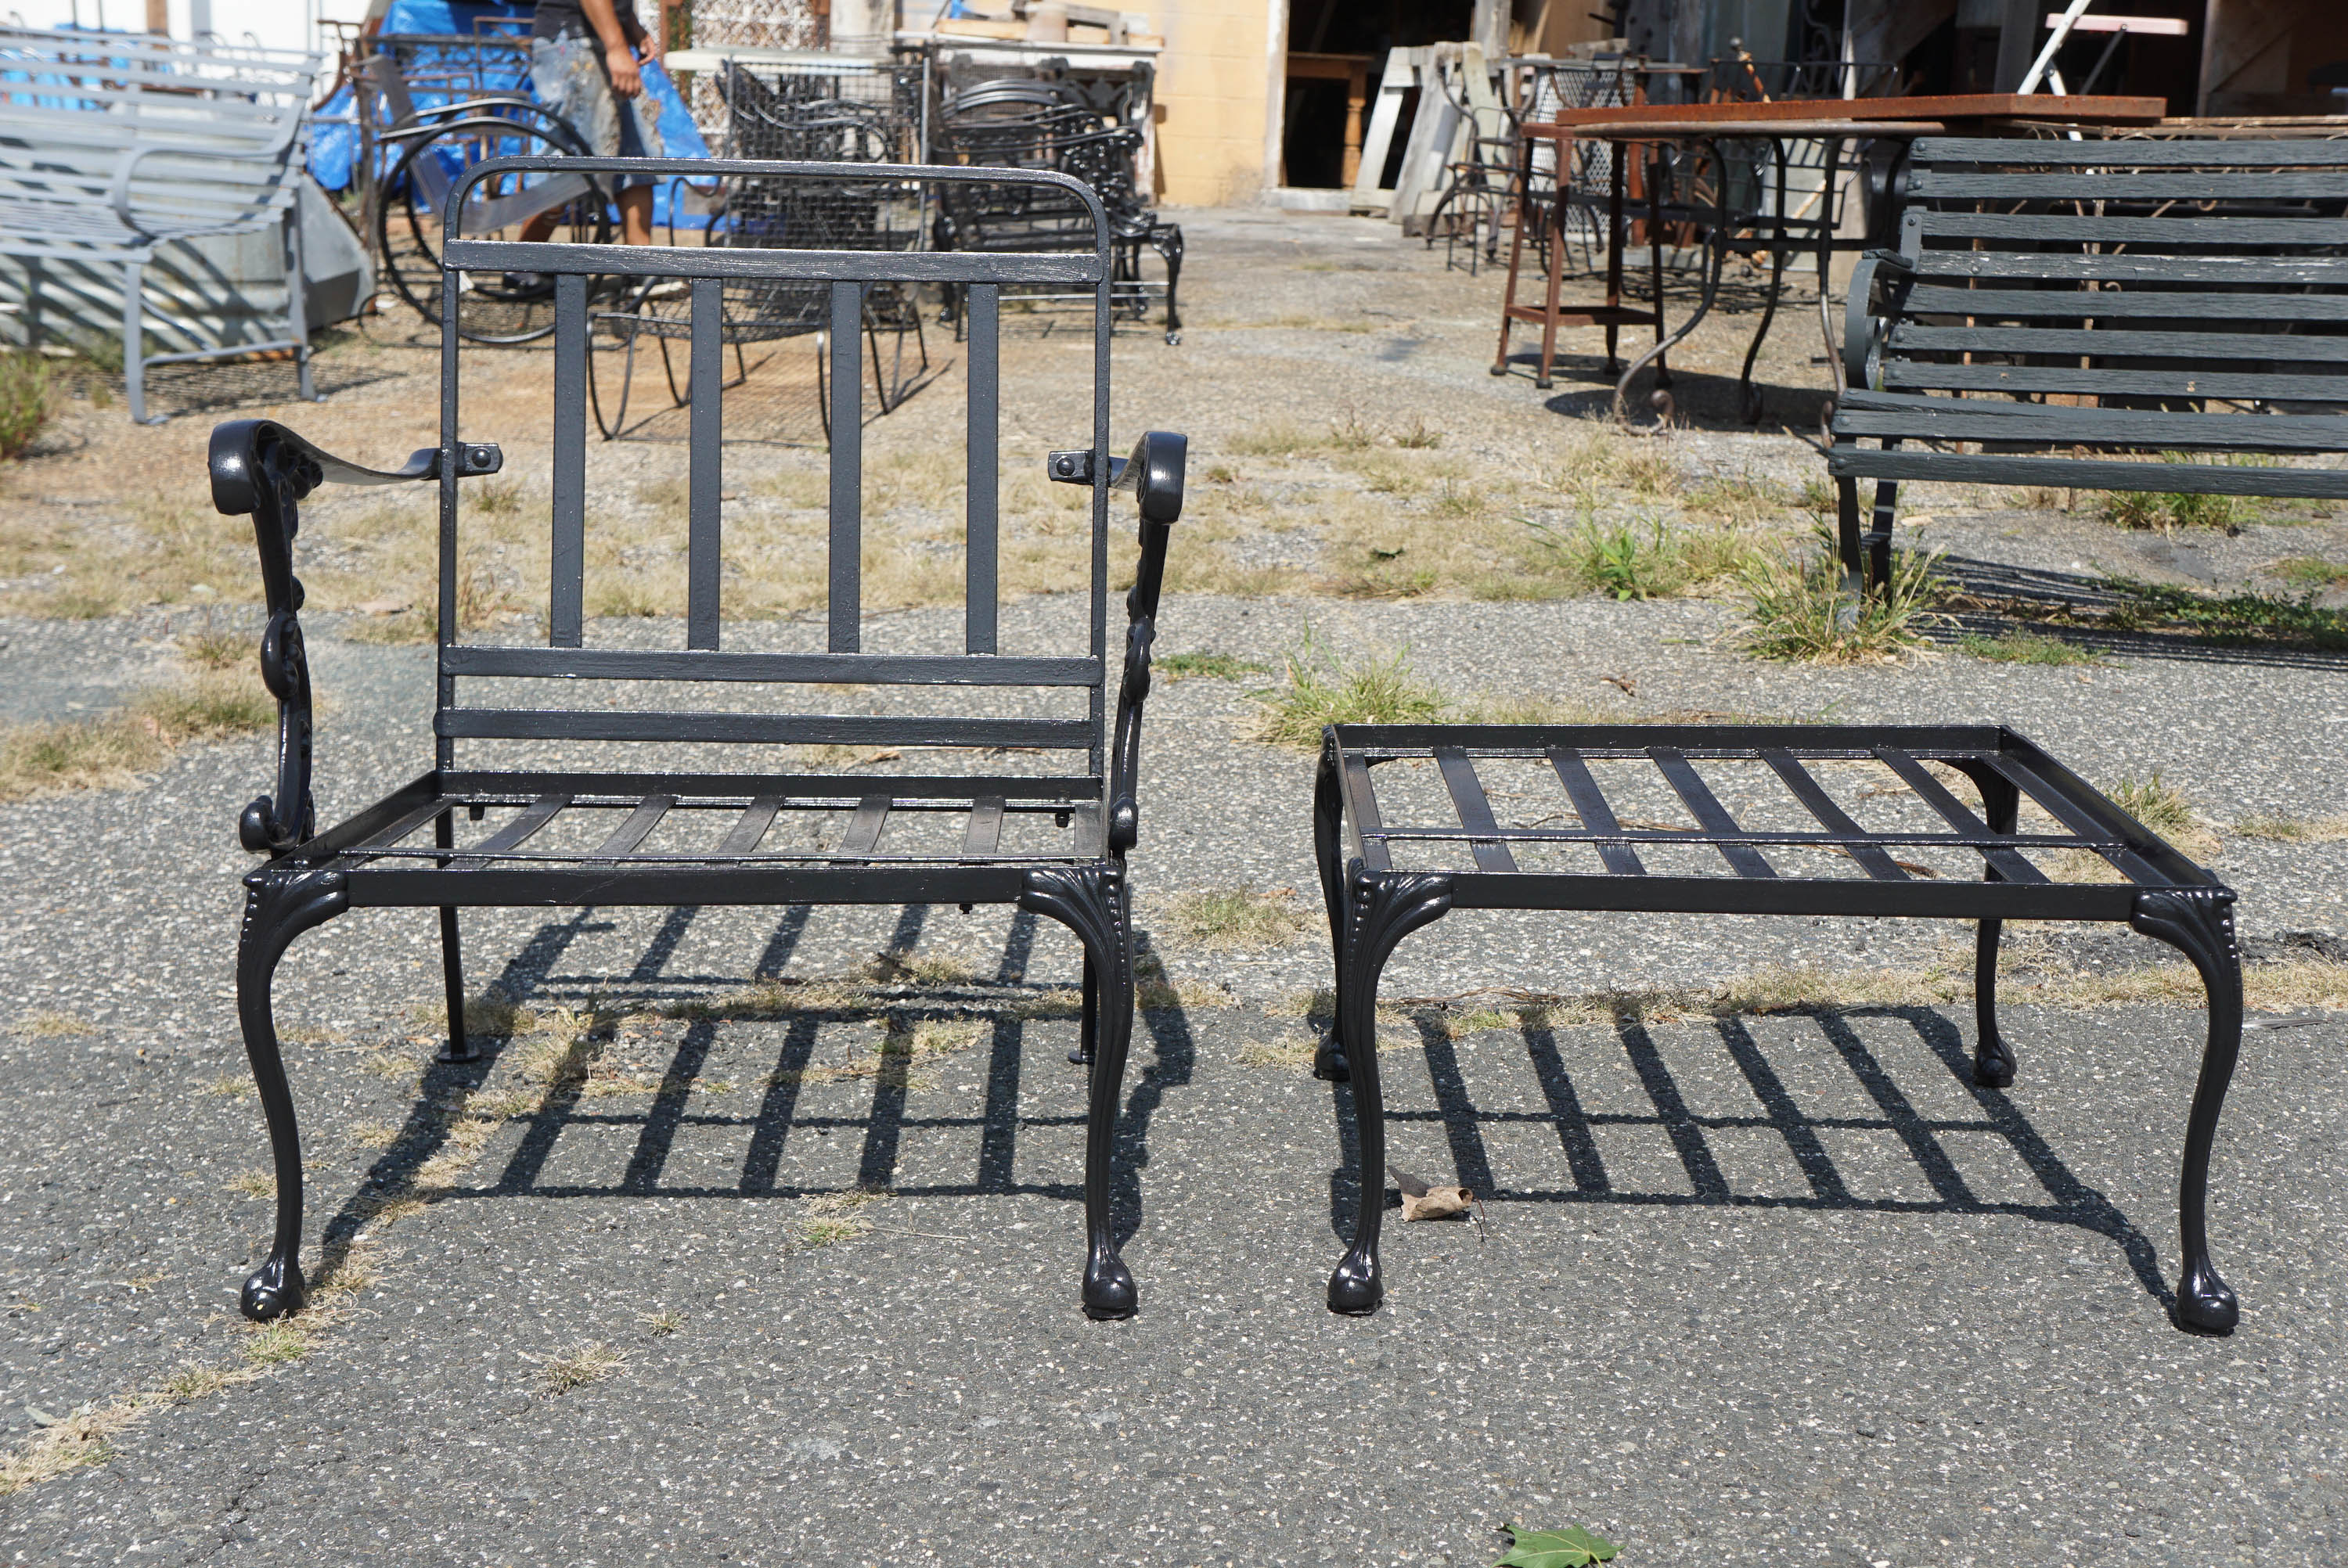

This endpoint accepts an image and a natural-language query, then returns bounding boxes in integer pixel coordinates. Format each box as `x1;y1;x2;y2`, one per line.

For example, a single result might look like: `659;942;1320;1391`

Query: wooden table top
1525;92;2166;135
1540;118;1949;140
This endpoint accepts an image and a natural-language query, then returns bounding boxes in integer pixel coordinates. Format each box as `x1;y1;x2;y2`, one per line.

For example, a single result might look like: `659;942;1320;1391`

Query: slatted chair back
1837;136;2348;502
434;156;1116;801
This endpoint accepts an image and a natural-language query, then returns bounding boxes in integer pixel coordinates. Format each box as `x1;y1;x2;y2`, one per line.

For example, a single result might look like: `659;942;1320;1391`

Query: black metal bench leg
1959;764;2019;1088
434;811;475;1064
2129;889;2244;1334
1155;228;1183;345
1070;955;1097;1066
1867;478;1899;592
1022;864;1137;1320
233;869;349;1322
1327;870;1453;1316
1835;474;1865;598
1311;737;1350;1081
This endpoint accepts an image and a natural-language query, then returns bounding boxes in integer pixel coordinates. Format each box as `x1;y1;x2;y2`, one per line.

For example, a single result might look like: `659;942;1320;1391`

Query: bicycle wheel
376;109;612;344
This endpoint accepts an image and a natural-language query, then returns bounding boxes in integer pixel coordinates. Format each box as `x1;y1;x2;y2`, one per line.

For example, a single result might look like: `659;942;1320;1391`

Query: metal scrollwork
236;429;320;855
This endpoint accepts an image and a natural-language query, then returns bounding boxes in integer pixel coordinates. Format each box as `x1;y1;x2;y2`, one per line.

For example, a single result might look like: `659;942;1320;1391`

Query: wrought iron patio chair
211;156;1186;1325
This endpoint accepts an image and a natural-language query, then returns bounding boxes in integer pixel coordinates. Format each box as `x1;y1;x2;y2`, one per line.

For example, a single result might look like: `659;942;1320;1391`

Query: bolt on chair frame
211;156;1185;1325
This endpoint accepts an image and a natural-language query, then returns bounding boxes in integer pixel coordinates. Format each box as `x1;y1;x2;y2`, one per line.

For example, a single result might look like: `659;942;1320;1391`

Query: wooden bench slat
1835;396;2348;451
1911;135;2348;167
1900;285;2348;323
1828;450;2348;498
1888;322;2348;363
1914;211;2348;246
1911;171;2348;201
1433;746;1521;875
1911;250;2348;285
1545;747;1647;877
1878;363;2348;401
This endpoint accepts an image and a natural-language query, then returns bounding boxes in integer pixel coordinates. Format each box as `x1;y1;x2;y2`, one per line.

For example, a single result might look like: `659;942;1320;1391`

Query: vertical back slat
688;278;724;651
965;282;999;653
549;272;588;649
828;279;862;653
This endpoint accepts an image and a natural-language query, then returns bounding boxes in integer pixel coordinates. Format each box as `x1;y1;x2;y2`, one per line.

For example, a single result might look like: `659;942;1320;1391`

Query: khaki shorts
530;34;665;188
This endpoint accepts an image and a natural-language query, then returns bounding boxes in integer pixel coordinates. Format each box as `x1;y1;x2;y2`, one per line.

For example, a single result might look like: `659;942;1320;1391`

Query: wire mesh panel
589;61;931;444
932;92;1181;342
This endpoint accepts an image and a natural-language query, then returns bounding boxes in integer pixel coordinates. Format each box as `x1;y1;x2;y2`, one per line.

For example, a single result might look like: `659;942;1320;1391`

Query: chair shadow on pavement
1324;1002;2174;1312
310;904;1194;1282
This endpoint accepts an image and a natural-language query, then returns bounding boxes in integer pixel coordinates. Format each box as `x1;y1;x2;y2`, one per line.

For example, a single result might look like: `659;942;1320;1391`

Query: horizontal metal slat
436;710;1094;747
443;239;1104;286
441;645;1102;686
438;768;1101;801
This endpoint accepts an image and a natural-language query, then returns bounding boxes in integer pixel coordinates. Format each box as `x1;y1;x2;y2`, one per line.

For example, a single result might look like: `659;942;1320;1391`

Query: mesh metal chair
210;157;1187;1325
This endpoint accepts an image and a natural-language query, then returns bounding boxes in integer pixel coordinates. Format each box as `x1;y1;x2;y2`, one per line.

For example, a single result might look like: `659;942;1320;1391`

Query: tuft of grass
1156;650;1270;682
1525;514;1765;602
1739;534;1949;664
639;1310;686;1337
0;351;52;460
2108;773;2195;838
2100;456;2274;533
159;1364;241;1400
1166;886;1311;951
1235;1038;1318;1070
238;1321;311;1368
470;477;524;516
21;1010;94;1038
347;1119;402;1150
1249;631;1445;750
1957;630;2100;665
0;673;275;804
2233;812;2348;843
1395;418;1442;449
1684;471;1786;527
0;1399;141;1497
200;1074;253;1099
1229;423;1320;459
176;628;248;671
229;1169;275;1200
541;1341;627;1394
2097;576;2348;650
2274;556;2348;589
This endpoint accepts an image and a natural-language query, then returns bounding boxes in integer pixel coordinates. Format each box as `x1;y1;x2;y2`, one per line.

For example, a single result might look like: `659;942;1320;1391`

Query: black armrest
207;419;502;855
1048;433;1186;853
1841;250;1917;403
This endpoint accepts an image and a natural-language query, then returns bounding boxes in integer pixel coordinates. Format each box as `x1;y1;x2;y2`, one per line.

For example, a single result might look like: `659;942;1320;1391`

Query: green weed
1740;534;1949;664
1250;631;1445;750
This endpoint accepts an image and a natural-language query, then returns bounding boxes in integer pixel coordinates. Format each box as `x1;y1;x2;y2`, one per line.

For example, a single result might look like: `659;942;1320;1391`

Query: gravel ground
0;205;2344;1566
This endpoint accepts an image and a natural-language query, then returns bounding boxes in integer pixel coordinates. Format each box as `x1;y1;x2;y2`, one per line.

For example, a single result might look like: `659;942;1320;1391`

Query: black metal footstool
1309;722;2244;1333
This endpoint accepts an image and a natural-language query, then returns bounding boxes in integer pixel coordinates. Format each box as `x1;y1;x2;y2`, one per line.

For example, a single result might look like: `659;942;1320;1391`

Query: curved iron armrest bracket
1050;432;1186;853
207;419;503;856
1842;247;1913;397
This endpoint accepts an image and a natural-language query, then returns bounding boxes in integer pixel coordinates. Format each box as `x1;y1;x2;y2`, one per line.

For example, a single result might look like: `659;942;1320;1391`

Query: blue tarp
311;0;708;225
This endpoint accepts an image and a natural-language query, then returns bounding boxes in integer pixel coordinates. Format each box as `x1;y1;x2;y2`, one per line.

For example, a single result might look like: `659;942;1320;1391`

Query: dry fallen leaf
1389;1162;1474;1221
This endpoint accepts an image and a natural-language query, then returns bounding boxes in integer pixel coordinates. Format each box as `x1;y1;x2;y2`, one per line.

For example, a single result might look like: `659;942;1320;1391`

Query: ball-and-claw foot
1081;1253;1136;1321
1327;1251;1381;1315
1973;1034;2016;1088
1312;1038;1349;1082
2173;1257;2238;1335
239;1254;306;1322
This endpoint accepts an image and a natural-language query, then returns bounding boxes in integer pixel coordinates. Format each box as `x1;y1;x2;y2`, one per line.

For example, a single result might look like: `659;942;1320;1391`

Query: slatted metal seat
210;157;1184;1325
1832;135;2348;590
1310;723;2244;1334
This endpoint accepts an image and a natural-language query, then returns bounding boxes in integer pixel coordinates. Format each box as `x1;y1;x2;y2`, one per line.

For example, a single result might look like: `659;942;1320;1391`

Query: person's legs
618;185;654;246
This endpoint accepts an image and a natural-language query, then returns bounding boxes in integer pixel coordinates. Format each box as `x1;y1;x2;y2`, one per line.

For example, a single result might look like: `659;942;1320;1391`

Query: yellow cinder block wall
1151;0;1275;206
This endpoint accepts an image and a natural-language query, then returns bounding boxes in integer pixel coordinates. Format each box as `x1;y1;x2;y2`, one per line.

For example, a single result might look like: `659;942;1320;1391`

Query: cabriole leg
234;870;349;1322
1022;865;1137;1320
1967;766;2019;1088
1311;735;1349;1081
2130;888;2243;1334
1070;954;1097;1066
1327;870;1453;1316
